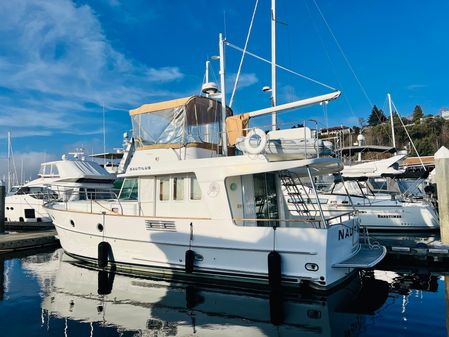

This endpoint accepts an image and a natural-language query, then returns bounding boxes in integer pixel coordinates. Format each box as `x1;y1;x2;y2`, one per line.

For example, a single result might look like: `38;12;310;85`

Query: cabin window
50;164;59;177
159;177;170;201
173;177;185;201
190;177;201;200
119;178;138;200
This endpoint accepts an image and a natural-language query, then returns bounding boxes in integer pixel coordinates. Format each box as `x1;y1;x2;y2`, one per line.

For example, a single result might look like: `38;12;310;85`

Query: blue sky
0;0;448;178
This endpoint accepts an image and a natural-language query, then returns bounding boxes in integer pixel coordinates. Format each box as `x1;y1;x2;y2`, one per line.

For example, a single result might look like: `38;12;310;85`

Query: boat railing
43;186;124;215
233;210;355;229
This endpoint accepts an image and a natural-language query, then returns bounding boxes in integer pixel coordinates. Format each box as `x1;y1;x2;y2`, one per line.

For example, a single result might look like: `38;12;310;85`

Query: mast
387;93;396;151
219;33;228;156
7;131;10;192
271;0;277;130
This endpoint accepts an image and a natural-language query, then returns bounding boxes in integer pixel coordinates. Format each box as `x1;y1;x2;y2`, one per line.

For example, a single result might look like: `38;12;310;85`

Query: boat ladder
279;170;316;217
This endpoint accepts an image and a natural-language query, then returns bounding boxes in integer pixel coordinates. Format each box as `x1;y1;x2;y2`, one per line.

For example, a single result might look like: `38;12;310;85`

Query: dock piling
435;146;449;244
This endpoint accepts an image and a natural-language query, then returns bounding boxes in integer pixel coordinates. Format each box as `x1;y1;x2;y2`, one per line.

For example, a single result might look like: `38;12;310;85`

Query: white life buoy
244;128;268;155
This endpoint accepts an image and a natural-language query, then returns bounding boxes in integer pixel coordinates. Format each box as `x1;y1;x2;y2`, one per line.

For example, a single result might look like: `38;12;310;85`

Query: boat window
173;177;185;201
159;177;170;201
254;173;278;226
50;164;59;177
190;177;202;200
119;178;138;200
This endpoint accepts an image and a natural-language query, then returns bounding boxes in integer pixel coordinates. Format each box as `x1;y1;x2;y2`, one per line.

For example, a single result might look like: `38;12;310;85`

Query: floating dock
0;230;59;253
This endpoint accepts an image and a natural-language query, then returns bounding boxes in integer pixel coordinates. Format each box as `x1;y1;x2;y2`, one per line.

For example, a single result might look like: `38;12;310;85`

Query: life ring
244;128;268;155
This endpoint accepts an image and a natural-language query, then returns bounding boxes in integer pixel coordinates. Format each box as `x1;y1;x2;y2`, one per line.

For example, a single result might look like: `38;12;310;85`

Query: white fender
244;128;268;155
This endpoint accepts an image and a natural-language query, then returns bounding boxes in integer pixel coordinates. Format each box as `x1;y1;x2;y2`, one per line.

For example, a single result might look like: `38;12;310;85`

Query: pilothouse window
159;177;170;201
173;177;185;201
190;177;201;200
119;178;138;200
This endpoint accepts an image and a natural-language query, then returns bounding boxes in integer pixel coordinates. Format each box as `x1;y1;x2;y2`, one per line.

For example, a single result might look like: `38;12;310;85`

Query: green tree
412;105;424;124
368;105;387;127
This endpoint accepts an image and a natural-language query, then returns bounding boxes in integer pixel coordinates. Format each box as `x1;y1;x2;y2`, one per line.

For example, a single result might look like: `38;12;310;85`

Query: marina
1;0;449;335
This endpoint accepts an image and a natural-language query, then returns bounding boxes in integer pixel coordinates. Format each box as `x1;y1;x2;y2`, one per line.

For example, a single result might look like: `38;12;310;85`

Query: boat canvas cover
130;96;232;149
342;155;406;178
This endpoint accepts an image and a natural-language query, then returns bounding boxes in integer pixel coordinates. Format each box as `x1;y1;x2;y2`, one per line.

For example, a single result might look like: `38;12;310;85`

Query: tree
368;105;387;127
412;105;424;124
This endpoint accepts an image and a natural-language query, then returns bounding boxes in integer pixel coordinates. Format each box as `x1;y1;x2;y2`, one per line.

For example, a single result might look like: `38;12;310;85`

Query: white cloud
0;0;186;141
227;73;259;90
407;84;428;90
147;67;184;82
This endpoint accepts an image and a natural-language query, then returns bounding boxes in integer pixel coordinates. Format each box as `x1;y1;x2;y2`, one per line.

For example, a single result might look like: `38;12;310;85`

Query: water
0;247;447;337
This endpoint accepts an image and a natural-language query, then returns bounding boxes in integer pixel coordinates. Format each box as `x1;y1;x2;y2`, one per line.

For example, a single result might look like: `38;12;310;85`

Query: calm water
0;247;447;337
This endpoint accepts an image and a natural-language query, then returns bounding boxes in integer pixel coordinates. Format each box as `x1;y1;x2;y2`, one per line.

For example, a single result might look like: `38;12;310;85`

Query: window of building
190;176;201;200
173;177;185;201
159;177;170;201
119;178;138;200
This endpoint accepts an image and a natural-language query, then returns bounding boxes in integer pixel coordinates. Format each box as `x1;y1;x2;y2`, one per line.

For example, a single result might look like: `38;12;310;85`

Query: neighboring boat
5;152;115;227
291;155;439;231
90;131;135;176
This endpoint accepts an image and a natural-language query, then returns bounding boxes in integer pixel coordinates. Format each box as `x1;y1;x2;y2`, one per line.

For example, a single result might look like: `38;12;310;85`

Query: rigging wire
303;0;357;119
229;0;259;108
311;0;374;108
226;41;338;91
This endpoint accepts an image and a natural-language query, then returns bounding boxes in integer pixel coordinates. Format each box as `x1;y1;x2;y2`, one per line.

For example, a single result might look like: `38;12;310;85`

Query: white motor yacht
45;92;386;290
5;152;115;227
290;155;439;231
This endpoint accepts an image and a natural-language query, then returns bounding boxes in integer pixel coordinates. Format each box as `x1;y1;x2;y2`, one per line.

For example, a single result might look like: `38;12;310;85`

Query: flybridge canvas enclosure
130;96;232;149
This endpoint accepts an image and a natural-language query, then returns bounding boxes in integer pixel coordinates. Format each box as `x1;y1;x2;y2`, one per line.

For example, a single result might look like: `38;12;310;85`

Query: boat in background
5;151;115;227
292;155;439;231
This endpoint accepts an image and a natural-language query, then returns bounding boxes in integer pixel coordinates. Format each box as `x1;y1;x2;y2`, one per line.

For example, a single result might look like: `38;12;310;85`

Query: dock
0;230;59;253
365;231;449;267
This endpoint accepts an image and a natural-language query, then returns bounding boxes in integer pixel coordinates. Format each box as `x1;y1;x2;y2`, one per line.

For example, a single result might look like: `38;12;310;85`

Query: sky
0;0;448;180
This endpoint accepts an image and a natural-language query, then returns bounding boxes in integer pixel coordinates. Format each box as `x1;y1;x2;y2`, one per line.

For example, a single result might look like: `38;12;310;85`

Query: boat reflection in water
21;249;392;337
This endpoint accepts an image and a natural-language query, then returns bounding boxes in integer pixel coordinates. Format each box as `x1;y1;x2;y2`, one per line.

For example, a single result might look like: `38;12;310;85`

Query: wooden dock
0;230;59;253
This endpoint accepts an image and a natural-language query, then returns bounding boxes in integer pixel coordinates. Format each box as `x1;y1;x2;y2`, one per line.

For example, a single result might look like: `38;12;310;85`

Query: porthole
97;223;104;232
5;207;9;210
10;207;14;210
70;220;75;227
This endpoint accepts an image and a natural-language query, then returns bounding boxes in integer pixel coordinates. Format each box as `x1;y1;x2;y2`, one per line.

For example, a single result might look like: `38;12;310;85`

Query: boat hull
47;206;365;290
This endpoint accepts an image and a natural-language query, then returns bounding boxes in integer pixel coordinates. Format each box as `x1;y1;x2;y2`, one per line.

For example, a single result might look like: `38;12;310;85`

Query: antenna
102;103;106;166
219;33;228;156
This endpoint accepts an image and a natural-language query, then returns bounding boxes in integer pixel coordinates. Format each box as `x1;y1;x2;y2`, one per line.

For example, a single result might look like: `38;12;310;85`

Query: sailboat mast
7;131;10;192
219;33;228;156
271;0;277;130
387;93;396;150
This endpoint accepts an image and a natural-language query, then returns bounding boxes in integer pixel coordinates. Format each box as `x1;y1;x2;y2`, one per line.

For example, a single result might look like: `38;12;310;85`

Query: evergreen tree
367;105;386;126
412;105;424;123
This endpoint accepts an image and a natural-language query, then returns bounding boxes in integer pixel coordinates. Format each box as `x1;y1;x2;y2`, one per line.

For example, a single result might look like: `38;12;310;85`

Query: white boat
44;4;385;289
5;152;114;227
291;155;439;231
45;92;386;290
